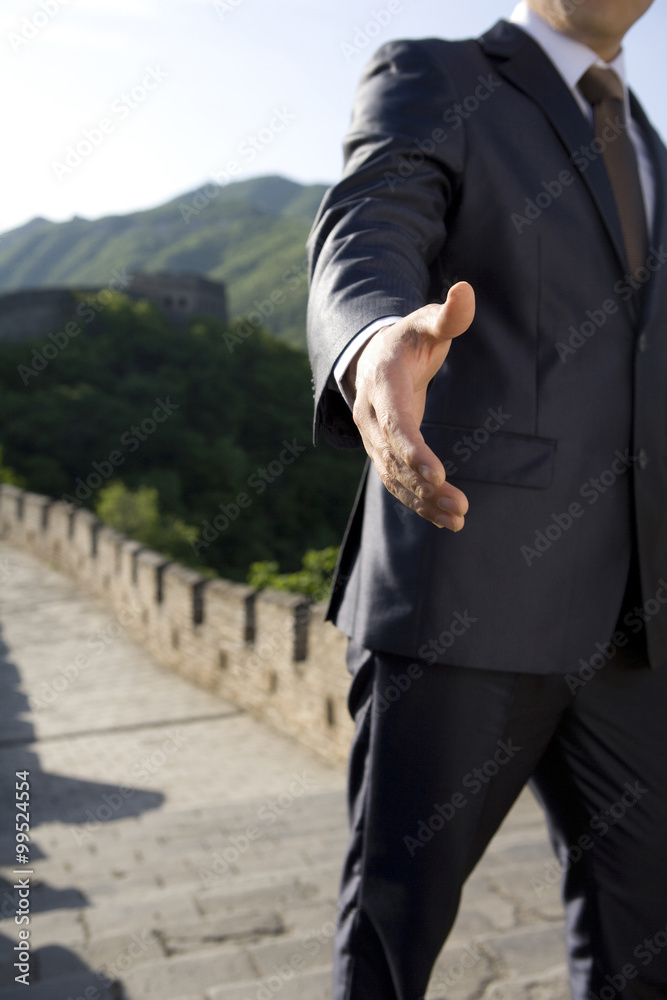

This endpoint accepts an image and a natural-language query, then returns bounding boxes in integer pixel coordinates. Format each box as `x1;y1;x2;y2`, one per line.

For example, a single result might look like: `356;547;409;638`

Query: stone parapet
0;483;354;762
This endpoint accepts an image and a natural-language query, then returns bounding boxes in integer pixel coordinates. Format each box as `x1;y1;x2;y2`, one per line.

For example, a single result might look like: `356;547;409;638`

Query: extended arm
307;39;473;528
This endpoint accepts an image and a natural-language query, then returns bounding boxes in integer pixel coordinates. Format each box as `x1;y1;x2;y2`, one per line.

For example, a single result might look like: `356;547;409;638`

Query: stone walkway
0;541;570;999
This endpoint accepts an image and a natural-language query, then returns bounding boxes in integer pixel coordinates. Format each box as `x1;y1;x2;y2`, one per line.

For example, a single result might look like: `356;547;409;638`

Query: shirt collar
509;2;630;116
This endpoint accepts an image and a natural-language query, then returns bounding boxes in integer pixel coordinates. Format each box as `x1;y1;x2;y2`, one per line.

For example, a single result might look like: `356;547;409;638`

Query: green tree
0;293;365;580
0;444;26;487
247;546;339;602
95;482;202;568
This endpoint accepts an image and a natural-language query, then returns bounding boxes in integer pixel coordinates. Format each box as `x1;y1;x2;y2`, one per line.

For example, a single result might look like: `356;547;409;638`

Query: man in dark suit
307;1;667;997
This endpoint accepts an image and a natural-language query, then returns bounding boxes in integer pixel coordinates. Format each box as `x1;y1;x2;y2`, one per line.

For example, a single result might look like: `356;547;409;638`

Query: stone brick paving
0;542;570;999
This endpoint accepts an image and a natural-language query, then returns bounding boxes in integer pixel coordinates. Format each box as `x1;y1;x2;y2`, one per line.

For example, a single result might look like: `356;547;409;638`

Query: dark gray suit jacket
307;21;667;673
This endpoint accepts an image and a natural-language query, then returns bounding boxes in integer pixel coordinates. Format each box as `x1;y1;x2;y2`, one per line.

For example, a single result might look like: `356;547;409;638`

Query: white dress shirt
332;1;656;408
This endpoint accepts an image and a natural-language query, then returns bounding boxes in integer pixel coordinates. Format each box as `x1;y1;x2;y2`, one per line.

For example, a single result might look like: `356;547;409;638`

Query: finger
433;483;469;519
361;374;471;517
357;414;429;504
361;356;445;483
388;457;468;523
376;442;441;504
380;471;466;531
363;423;469;524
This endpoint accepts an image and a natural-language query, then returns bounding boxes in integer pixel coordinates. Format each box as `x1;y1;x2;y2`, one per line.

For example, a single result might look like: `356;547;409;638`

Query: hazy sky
3;0;665;234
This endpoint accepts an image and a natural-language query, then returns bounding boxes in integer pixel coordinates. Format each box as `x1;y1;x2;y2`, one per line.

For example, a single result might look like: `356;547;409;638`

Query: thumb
432;281;475;344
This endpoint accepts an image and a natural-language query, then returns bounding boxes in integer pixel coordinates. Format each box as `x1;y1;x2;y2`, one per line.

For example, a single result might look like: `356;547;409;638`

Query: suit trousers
333;638;667;1000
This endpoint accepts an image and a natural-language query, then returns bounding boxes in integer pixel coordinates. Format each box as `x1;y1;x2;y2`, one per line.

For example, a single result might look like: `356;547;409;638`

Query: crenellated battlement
0;484;353;762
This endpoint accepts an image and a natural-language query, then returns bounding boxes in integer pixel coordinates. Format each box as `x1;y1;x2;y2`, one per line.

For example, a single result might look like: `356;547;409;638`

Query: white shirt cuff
333;316;403;410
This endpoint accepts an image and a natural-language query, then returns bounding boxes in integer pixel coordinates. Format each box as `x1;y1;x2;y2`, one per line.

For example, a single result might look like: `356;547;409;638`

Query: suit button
637;448;648;470
638;332;648;352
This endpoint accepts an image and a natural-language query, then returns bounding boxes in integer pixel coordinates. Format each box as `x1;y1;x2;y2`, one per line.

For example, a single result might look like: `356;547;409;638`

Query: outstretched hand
345;281;475;530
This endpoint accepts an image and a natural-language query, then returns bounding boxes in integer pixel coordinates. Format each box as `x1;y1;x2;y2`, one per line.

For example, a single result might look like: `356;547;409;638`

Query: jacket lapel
629;91;667;323
479;21;628;277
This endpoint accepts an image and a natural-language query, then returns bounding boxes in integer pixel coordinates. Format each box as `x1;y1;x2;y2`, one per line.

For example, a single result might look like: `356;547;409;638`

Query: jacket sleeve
306;38;467;447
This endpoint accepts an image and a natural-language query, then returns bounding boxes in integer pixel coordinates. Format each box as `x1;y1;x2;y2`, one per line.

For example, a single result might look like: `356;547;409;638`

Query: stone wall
0;288;77;343
0;272;228;342
0;484;354;764
129;272;228;326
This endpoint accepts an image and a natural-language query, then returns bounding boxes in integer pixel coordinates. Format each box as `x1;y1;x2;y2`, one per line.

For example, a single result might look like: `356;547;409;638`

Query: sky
3;0;666;235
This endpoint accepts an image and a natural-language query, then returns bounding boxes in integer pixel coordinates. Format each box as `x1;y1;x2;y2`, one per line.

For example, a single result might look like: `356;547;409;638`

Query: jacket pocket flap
422;422;557;489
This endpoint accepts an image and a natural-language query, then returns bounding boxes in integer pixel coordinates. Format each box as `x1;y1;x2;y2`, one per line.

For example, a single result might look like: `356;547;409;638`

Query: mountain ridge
0;175;331;347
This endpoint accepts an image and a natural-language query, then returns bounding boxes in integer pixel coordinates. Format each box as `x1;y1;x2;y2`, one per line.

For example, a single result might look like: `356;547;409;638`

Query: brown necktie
578;66;648;278
580;68;648;658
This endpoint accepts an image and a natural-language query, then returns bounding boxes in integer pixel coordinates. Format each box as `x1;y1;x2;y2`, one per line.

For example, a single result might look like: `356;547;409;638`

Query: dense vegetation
0;175;327;348
0;292;364;582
